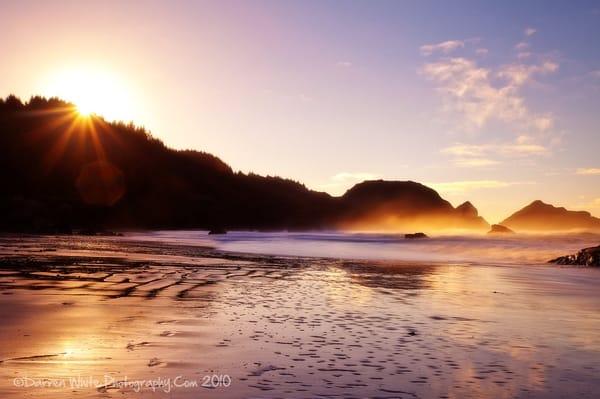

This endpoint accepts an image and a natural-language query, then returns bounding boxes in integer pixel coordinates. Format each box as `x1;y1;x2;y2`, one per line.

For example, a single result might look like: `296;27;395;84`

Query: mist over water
126;230;600;265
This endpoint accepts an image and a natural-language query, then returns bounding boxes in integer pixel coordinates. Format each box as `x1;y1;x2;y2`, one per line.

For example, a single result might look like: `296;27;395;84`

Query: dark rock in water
487;224;515;234
405;232;428;239
549;245;600;266
208;228;227;235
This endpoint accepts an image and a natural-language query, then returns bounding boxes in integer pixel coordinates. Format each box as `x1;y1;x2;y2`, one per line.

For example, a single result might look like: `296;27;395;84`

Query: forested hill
0;95;488;233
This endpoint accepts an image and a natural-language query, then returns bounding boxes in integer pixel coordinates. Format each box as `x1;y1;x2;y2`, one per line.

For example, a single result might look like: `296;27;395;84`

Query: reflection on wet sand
0;235;599;398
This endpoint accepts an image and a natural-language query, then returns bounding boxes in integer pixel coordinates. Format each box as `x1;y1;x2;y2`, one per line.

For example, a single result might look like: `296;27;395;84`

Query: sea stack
501;200;600;232
487;224;515;234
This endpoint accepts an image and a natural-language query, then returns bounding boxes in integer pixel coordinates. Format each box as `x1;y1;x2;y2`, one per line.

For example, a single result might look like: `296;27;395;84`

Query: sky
1;0;599;223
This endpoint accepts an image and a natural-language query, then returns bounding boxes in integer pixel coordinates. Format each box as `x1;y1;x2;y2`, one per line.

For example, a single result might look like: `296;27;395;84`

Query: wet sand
0;235;599;398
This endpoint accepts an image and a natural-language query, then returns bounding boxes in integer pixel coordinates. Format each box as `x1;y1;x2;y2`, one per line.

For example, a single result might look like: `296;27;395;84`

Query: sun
44;68;137;121
76;99;94;117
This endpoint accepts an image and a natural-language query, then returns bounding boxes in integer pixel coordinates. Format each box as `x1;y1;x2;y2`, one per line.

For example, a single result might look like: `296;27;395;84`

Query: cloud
525;27;537;37
421;37;562;170
498;61;558;86
421;39;559;133
576;168;600;175
502;142;549;155
421;58;497;129
531;115;553;131
442;141;549;159
427;180;533;194
336;61;352;68
441;144;487;157
476;48;489;56
517;51;531;60
515;42;529;51
590;198;600;207
572;198;600;213
453;158;500;167
422;57;558;132
440;137;550;168
420;40;464;56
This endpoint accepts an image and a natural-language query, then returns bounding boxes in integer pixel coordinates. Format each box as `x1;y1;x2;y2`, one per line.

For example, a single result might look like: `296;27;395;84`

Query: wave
124;230;600;265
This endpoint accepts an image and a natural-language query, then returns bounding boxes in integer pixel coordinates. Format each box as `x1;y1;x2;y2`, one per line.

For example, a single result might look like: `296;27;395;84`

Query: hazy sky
1;0;599;222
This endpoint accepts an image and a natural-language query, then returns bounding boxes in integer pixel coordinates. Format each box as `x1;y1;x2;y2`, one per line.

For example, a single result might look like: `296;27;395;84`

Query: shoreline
2;231;598;267
0;235;599;398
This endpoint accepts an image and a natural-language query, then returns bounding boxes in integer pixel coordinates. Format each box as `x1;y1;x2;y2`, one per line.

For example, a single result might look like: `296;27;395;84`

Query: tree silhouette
0;95;489;233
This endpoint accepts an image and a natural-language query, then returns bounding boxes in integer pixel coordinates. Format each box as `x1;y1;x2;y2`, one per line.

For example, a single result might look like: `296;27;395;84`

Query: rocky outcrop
338;180;489;231
456;201;478;218
405;232;428;239
501;200;600;232
549;245;600;266
487;224;515;234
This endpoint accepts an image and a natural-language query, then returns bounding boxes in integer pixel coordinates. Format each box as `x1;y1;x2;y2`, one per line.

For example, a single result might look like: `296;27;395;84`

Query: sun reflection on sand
320;267;373;306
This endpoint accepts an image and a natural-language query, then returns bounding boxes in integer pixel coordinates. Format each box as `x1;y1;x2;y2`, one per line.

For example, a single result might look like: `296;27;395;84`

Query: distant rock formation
501;200;600;232
405;232;428;239
338;181;490;231
549;246;600;266
456;201;478;218
487;224;515;234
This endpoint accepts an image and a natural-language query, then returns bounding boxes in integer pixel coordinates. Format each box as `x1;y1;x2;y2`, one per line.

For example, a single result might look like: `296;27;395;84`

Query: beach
0;233;599;398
